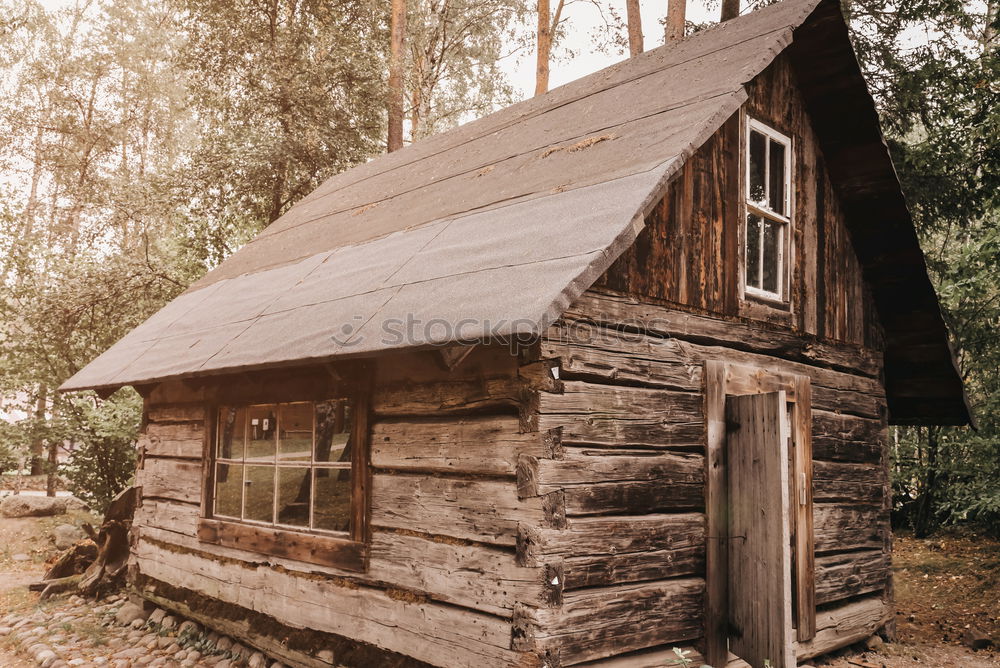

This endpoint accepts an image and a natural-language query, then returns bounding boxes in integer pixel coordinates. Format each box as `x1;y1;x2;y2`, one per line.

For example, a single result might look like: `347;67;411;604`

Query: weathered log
560;289;880;377
136;457;202;504
813;460;884;502
519;449;704;515
537;382;703;448
515;578;704;666
39;574;83;599
372;474;550;546
814;503;888;553
43;540;99;580
815;549;889;605
372;416;556;476
133;540;525;668
812;411;884;463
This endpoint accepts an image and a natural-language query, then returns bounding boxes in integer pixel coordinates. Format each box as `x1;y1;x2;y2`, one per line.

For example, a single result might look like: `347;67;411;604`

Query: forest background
0;0;996;535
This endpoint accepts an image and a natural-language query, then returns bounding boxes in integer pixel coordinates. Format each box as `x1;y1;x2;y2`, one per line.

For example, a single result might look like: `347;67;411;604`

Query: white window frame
743;116;793;303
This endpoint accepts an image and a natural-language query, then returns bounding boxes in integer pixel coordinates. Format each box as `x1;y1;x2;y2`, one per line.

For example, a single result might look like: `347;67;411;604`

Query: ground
1;511;998;666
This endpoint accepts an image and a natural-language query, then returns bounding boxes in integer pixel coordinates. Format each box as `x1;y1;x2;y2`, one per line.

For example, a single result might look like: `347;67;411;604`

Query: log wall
131;346;559;668
512;289;892;665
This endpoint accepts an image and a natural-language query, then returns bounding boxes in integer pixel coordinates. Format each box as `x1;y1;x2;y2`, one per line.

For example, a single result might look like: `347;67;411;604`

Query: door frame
704;360;816;667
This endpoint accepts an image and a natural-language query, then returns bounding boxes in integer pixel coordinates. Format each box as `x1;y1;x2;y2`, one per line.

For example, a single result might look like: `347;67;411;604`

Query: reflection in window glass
244;465;275;523
215;462;243;518
762;219;780;293
313;468;351;533
769;139;786;215
276;467;311;527
247;405;277;464
749;131;766;203
279;403;312;462
315;400;351;464
217;407;245;460
746;214;762;289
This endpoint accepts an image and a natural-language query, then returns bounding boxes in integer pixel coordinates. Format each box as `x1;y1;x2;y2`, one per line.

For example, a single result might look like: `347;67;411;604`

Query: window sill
197;518;367;572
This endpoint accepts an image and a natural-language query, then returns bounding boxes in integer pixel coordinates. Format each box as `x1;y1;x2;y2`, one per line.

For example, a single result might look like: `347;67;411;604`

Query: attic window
199;395;370;572
744;117;792;302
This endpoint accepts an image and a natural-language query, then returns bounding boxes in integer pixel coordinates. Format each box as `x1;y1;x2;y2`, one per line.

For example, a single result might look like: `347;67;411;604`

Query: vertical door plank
704;361;729;667
727;391;795;668
792;376;817;640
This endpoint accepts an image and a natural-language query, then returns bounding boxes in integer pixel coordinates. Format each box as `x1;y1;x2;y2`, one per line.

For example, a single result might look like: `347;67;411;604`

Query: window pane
315;400;352;465
244;465;275;523
749;130;766;204
746;213;762;289
769;139;786;215
762;218;781;294
313;468;351;533
217;407;245;460
214;462;243;518
276;466;311;527
247;405;277;464
279;403;312;462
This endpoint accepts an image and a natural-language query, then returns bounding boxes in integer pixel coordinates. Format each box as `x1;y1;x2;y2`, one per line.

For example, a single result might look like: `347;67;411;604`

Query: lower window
202;396;369;571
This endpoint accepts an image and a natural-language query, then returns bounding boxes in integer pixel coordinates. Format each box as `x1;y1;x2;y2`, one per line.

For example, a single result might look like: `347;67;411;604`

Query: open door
726;391;796;668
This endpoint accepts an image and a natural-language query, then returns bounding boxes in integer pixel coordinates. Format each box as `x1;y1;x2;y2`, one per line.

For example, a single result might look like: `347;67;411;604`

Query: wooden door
726;391;795;668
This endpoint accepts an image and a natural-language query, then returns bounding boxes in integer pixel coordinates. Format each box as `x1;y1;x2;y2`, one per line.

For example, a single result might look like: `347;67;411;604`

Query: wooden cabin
61;0;970;666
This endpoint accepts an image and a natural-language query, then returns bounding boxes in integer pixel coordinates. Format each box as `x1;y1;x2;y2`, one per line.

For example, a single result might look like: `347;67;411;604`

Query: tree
406;0;529;140
626;0;643;56
389;0;406;151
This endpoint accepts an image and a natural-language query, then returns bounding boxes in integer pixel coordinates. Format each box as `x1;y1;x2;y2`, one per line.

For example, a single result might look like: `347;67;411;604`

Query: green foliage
62;391;141;515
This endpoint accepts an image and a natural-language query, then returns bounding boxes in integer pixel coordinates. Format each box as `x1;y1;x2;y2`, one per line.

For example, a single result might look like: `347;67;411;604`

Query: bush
62;390;141;515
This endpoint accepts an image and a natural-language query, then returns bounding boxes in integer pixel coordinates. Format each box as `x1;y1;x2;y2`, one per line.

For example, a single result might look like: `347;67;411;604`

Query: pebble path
0;593;285;668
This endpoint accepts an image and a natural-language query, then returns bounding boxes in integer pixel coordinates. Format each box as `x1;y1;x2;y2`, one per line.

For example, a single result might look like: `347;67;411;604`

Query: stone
1;494;68;517
113;647;148;660
131;618;147;629
52;523;84;549
67;659;86;666
215;661;232;668
115;601;150;627
177;620;199;636
94;658;109;666
186;650;201;662
64;496;90;511
270;663;287;668
11;553;30;562
157;635;174;648
160;615;177;630
964;627;992;651
166;642;182;654
148;609;167;626
864;635;885;651
248;651;267;668
230;642;250;659
215;636;233;652
317;649;334;664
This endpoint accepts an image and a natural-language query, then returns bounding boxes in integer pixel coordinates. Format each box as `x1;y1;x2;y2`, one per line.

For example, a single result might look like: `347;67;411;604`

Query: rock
178;620;199;635
115;601;150;626
1;494;68;517
130;618;146;629
52;523;84;549
112;648;147;660
11;553;30;562
186;650;201;662
964;627;992;651
230;642;250;659
166;642;182;654
270;663;287;668
67;659;86;666
148;608;167;626
248;651;268;667
864;635;885;651
160;614;177;630
216;660;232;668
0;626;11;636
317;649;334;664
64;495;89;511
94;658;109;666
215;636;233;652
157;635;174;649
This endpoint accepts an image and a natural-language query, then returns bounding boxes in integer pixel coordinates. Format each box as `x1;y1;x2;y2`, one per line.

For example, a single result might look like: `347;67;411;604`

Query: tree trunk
914;426;939;538
721;0;740;21
29;385;47;476
388;0;407;152
46;437;59;497
535;0;551;95
665;0;686;42
625;0;643;56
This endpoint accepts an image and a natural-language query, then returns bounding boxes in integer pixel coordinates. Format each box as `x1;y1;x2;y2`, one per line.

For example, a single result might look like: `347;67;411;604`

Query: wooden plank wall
597;53;882;350
515;291;892;665
131;346;563;668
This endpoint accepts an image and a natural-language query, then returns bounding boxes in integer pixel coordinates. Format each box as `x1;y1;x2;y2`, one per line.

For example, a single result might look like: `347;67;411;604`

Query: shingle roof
61;0;970;425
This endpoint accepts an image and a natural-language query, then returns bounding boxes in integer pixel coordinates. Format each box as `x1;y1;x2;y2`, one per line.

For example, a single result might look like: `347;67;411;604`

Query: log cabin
61;0;971;665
